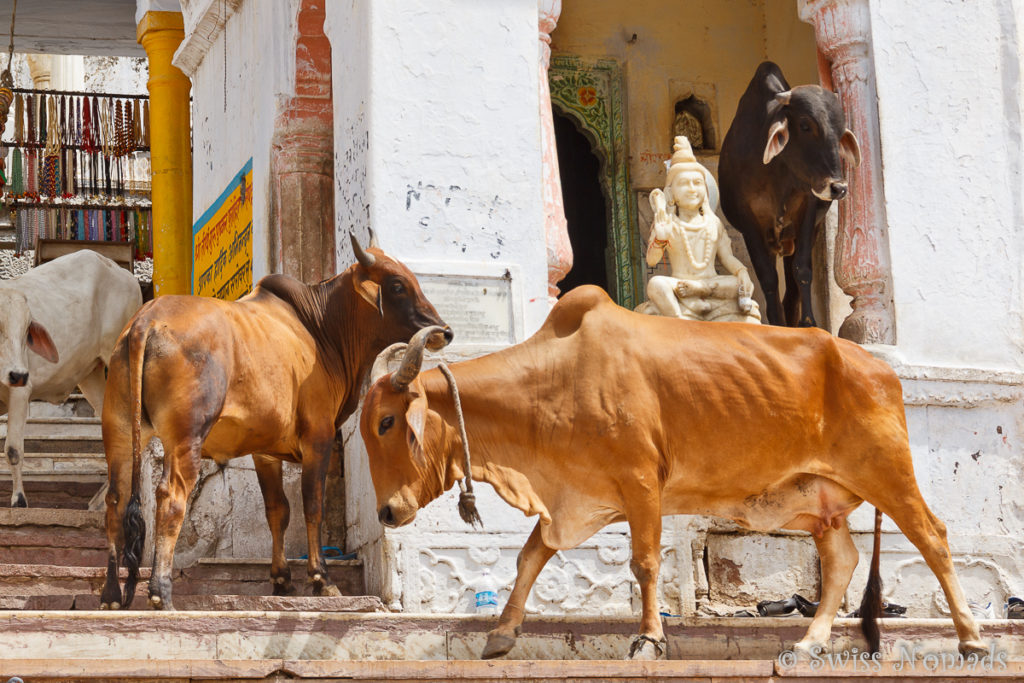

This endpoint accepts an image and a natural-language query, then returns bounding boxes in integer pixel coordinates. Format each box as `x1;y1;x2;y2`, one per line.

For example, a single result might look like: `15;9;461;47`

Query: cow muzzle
378;504;398;527
425;325;454;351
378;503;417;528
377;490;419;528
813;180;848;202
7;370;28;388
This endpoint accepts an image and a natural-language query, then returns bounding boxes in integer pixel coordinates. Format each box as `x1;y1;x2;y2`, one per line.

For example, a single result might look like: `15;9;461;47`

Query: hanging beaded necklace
675;210;714;271
13;92;22;142
44;94;60;155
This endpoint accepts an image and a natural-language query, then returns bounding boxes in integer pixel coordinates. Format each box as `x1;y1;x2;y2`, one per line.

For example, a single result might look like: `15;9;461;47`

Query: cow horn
766;90;792;119
371;343;408;386
350;231;376;268
392;325;446;391
368;227;380;249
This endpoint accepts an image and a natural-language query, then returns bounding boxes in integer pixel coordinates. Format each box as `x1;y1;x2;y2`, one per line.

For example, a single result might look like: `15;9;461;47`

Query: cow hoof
482;630;517;659
314;583;342;597
792;640;826;660
11;493;26;508
272;582;297;597
627;635;666;660
959;640;989;658
148;594;167;610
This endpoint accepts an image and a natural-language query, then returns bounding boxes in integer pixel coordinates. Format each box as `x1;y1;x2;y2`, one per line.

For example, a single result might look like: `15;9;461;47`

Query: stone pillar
799;0;896;344
270;0;335;282
25;55;53;89
539;0;571;304
138;11;193;297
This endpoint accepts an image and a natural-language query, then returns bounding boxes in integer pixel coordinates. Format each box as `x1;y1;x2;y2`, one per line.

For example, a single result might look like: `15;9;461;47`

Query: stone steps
21;593;383;612
0;416;104;454
0;658;794;681
0;613;1020;664
0;478;104;509
176;557;365;597
0;508;107;565
0;564;150;607
25;394;95;418
0;410;107;507
0;557;366;608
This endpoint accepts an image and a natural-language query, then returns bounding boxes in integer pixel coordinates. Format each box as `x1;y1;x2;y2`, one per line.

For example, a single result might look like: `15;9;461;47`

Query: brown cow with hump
360;285;985;660
100;233;451;610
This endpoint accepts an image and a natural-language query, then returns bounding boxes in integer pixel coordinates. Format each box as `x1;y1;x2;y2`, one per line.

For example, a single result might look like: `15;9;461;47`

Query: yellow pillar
137;11;193;296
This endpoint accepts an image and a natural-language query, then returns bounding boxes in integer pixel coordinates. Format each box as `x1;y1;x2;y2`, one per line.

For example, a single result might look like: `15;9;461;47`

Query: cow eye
378;415;395;435
390;281;406;295
799;119;812;133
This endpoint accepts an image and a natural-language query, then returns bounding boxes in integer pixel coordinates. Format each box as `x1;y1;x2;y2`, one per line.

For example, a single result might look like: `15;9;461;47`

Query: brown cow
359;286;985;660
100;234;451;610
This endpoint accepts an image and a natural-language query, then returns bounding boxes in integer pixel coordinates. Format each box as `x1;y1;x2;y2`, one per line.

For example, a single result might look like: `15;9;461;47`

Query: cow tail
120;322;149;608
859;507;883;655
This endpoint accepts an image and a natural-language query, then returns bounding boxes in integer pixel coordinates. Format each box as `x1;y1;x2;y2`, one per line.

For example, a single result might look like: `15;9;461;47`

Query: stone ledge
0;613;1020;662
159;594;384;612
18;593;384;612
2;657;1023;680
0;508;104;528
0;658;774;680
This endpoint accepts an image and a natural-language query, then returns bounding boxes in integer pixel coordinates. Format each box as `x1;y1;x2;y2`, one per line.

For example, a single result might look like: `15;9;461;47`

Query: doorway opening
553;109;609;297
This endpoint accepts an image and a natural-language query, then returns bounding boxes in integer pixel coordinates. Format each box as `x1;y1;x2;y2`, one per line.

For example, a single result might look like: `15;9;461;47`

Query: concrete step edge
0;658;781;680
0;452;107;459
0;433;103;441
0;508;105;527
0;563;148;579
0;417;101;425
195;557;362;567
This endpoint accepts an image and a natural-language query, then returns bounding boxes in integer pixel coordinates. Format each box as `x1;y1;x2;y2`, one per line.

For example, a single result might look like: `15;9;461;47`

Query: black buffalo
719;61;860;327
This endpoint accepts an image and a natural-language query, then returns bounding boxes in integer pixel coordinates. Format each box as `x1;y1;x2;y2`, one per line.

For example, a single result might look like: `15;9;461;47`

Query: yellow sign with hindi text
192;158;253;300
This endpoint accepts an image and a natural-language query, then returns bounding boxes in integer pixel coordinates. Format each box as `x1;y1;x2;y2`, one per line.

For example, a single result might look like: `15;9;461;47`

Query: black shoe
792;594;819;617
757;594;818;617
846;601;907;618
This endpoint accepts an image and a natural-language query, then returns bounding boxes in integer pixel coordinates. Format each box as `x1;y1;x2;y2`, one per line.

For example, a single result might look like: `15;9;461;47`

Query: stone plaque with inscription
417;274;514;346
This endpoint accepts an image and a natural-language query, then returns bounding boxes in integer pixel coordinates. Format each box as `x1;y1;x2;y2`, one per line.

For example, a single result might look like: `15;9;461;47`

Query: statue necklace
677;207;713;270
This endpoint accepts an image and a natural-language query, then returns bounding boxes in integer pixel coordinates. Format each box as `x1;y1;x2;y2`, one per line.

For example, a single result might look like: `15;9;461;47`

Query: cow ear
840;129;861;168
353;273;382;315
762;118;789;165
27;321;59;364
405;393;429;468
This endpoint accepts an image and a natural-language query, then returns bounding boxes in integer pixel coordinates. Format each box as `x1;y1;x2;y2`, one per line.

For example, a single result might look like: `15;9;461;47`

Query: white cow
0;250;142;507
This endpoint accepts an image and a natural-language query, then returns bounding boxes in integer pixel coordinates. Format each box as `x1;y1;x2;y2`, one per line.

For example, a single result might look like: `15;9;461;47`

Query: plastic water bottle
474;568;499;615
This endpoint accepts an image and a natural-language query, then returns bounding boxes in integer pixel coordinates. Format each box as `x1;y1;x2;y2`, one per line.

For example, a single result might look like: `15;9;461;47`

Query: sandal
846;601;907;618
757;596;796;616
792;594;819;617
757;593;818;617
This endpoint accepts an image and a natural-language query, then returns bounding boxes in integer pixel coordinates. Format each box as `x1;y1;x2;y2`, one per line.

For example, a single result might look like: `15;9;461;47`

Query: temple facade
28;0;1024;620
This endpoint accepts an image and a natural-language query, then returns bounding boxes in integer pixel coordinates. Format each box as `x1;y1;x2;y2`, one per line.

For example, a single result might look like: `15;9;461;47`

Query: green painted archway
549;55;641;310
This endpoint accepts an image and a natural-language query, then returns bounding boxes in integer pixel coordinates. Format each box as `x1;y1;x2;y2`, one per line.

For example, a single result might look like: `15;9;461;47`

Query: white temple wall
871;0;1024;371
846;0;1024;615
186;0;270;285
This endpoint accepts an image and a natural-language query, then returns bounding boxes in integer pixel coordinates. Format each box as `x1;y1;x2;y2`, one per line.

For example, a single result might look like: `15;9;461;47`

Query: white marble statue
638;136;761;324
